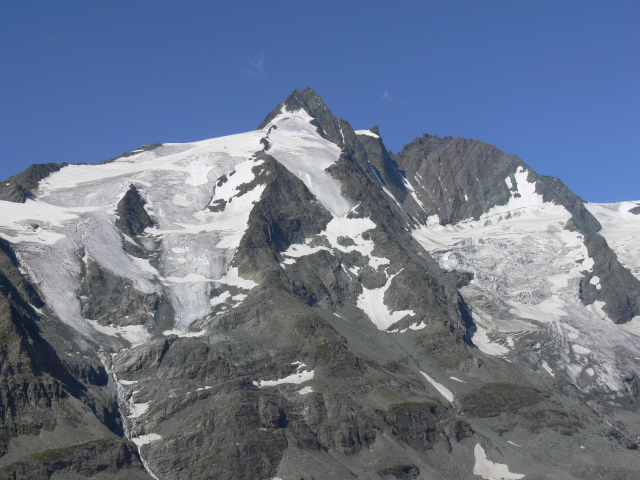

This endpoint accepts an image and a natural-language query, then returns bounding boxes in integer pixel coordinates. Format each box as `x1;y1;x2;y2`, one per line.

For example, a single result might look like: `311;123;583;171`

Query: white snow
389;321;427;334
572;345;591;356
264;107;351;217
540;361;555;376
507;441;522;447
281;208;389;271
218;267;259;290
617;316;640;347
162;329;206;338
86;320;150;346
420;371;454;402
585;201;640;280
298;386;314;395
473;444;525;480
253;369;314;388
357;270;415;330
355;129;380;139
131;433;162;446
164;273;217;284
127;402;150;418
590;275;602;290
281;241;330;259
409;321;427;330
412;170;640;393
0;128;267;340
402;177;427;212
450;376;466;383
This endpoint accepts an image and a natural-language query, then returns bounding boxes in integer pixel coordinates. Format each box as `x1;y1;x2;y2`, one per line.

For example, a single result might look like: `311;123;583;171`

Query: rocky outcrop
79;258;159;327
115;184;154;237
1;87;639;479
0;163;68;203
395;134;640;324
0;439;147;480
0;238;147;477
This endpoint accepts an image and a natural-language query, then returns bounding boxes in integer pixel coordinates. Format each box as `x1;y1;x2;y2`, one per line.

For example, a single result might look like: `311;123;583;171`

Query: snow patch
572;345;592;356
298;386;314;395
253;369;314;388
264;107;351;217
420;371;454;402
131;434;162;446
357;270;415;330
355;129;380;139
540;361;555;376
281;213;389;271
162;329;206;338
585;201;640;280
473;444;525;480
127;402;150;418
86;320;149;346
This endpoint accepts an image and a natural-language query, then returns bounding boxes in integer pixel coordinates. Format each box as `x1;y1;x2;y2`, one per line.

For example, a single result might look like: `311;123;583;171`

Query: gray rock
0;163;69;203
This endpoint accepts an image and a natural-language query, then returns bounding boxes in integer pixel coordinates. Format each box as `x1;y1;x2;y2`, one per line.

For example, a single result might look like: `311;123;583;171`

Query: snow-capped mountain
0;88;639;479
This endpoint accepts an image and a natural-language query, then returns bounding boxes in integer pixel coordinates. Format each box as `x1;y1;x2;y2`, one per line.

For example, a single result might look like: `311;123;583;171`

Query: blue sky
1;0;638;203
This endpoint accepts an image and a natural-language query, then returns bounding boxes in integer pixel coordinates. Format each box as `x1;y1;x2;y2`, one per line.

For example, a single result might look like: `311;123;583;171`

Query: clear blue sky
1;0;638;202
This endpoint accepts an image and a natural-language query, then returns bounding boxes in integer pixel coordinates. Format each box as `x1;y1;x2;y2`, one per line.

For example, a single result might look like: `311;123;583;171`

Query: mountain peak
1;88;640;479
259;87;343;146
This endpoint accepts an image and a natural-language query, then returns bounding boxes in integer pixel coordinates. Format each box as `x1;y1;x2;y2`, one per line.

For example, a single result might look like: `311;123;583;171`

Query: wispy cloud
381;90;401;108
246;54;265;77
381;90;395;102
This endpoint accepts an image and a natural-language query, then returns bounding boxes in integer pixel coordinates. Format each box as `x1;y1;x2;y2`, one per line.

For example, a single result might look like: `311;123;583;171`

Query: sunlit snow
357;269;415;330
354;129;380;139
0;129;266;338
412;169;640;393
131;433;162;446
473;444;525;480
585;201;640;280
253;370;314;388
263;107;351;217
420;371;454;402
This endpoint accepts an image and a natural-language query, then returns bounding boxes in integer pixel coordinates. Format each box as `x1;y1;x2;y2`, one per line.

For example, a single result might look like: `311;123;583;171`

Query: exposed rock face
395;134;640;324
0;439;147;480
1;88;640;479
79;258;160;327
115;184;155;237
0;163;68;203
0;239;146;476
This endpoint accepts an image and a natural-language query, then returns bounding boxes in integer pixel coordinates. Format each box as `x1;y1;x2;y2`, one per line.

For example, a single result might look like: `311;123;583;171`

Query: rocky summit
0;88;639;479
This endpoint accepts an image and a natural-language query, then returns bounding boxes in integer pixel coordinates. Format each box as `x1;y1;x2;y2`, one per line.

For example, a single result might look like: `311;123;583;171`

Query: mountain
0;87;639;479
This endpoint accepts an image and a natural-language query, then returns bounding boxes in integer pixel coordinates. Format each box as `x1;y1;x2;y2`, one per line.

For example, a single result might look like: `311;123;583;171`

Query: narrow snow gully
107;354;160;480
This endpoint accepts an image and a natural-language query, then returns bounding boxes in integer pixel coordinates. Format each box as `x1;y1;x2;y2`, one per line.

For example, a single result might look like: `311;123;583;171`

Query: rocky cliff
0;88;639;479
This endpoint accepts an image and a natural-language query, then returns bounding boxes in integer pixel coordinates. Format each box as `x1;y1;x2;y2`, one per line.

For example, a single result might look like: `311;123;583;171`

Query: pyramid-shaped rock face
0;88;639;479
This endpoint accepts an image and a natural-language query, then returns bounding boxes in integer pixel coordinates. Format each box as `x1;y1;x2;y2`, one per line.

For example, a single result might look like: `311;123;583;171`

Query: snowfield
413;170;640;393
0;129;267;340
585;201;640;280
473;444;525;480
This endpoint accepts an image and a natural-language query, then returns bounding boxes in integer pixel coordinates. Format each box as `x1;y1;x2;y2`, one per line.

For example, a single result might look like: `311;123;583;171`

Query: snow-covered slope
413;169;640;394
586;201;640;280
1;88;639;480
0;132;269;341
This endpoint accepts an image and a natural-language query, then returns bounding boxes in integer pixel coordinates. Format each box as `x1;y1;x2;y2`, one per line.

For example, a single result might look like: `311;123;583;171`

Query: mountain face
0;88;639;480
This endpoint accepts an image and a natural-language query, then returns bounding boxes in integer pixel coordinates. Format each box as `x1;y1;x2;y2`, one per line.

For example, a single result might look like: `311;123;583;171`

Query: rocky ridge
0;88;638;479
